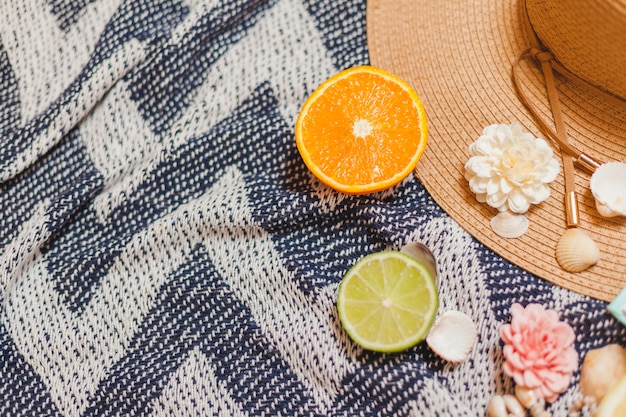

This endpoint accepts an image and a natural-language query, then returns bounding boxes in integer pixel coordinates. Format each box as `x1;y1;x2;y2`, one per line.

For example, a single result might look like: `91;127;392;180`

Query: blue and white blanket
0;1;624;416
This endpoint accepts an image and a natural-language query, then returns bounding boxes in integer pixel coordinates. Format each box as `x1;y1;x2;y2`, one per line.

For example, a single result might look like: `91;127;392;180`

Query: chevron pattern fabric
0;1;624;416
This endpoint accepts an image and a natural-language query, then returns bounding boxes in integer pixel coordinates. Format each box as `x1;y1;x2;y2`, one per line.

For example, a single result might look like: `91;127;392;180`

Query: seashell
580;344;626;402
590;162;626;217
401;242;438;285
487;395;507;417
515;386;553;417
487;395;525;417
555;228;600;273
490;210;529;239
515;385;539;408
426;310;477;363
502;395;525;416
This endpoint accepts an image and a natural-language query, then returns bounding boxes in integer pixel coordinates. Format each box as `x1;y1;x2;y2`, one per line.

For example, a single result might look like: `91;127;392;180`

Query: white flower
464;123;560;213
590;162;626;217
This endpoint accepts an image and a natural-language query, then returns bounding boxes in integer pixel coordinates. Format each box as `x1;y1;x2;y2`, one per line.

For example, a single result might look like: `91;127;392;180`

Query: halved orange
295;65;428;194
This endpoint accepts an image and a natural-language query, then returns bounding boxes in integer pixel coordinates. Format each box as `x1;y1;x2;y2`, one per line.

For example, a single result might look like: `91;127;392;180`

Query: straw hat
367;0;626;301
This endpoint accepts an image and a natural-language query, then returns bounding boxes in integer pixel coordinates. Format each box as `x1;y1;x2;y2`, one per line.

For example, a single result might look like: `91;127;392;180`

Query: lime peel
337;251;439;353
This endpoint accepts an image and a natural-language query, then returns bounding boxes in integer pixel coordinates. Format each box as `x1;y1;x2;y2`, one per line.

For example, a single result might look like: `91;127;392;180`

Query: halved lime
337;251;439;352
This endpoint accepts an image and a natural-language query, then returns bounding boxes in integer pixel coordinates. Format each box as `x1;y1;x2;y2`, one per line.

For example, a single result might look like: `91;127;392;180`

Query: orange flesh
296;67;426;194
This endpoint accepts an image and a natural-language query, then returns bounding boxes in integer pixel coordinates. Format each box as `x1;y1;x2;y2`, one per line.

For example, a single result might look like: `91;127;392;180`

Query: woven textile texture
0;0;624;416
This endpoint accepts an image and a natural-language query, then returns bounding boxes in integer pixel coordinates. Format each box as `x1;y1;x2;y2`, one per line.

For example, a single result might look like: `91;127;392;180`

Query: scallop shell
490;210;529;239
426;310;477;363
590;162;626;217
580;344;626;402
555;228;600;273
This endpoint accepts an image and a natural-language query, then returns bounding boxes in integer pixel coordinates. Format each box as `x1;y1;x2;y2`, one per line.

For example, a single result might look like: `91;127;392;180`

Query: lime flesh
337;251;439;352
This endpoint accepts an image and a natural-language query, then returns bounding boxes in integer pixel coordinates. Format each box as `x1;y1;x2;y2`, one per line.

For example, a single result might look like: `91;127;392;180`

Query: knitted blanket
0;1;624;416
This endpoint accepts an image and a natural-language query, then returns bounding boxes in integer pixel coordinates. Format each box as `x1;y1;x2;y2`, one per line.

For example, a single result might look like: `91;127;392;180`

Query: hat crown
527;0;626;99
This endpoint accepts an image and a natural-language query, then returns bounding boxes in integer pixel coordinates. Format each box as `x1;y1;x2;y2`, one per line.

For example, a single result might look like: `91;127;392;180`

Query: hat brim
367;0;626;301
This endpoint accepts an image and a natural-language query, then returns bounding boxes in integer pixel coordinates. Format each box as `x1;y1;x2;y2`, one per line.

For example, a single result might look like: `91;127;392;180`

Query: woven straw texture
368;0;626;301
527;0;626;99
0;0;625;416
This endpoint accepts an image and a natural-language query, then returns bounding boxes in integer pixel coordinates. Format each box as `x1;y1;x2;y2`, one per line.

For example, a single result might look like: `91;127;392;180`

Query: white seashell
515;385;539;408
515;385;553;417
487;395;526;417
555;228;600;273
590;162;626;217
426;310;477;363
487;396;507;417
502;395;525;416
490;210;529;238
580;344;626;402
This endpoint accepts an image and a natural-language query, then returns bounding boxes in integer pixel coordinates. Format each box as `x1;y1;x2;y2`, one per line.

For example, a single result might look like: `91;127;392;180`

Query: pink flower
500;303;578;403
